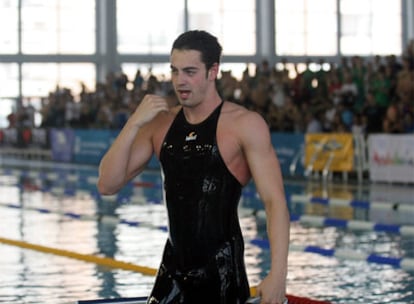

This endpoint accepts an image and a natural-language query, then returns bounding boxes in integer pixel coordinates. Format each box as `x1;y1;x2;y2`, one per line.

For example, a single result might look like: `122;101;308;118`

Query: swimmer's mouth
177;90;191;99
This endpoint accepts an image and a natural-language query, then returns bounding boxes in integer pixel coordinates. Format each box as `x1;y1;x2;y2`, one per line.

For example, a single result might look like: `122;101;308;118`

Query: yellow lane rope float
0;236;258;295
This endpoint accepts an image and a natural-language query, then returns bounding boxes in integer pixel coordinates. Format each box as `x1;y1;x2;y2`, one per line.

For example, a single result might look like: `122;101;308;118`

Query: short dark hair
171;30;222;71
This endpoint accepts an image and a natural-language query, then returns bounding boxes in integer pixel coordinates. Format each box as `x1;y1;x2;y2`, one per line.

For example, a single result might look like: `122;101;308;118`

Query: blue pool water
0;160;413;303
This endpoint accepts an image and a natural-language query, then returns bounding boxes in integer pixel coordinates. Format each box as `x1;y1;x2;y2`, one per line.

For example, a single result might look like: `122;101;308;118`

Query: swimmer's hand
129;94;170;128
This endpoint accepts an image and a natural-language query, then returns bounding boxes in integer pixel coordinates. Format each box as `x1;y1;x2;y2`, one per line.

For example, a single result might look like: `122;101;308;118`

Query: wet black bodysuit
147;102;250;304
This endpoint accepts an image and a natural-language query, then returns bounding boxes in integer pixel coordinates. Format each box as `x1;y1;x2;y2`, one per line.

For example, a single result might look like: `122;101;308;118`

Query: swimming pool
0;159;413;303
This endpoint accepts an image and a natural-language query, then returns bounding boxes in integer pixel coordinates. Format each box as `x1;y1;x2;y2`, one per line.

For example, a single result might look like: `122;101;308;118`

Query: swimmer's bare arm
97;95;169;195
239;111;290;304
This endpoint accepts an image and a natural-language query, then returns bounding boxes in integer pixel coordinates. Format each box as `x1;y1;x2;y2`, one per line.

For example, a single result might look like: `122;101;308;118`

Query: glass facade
0;0;18;54
0;0;407;108
117;0;184;54
188;0;256;55
340;0;402;55
21;0;95;54
275;0;338;56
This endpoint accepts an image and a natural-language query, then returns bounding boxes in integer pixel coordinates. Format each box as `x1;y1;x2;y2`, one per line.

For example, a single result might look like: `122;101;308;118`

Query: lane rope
242;208;414;236
0;236;157;276
2;201;414;238
3;167;413;213
1;202;413;270
290;194;414;213
251;239;414;271
0;236;330;304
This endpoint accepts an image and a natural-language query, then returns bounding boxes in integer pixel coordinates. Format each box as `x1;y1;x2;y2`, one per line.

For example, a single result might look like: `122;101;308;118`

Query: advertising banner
1;128;19;147
31;128;49;148
305;133;354;172
73;129;119;165
50;128;75;162
368;134;414;183
48;128;159;168
0;128;49;149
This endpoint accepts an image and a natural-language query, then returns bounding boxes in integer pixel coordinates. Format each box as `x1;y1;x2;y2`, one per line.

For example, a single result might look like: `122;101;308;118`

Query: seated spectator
219;70;239;102
305;110;323;133
339;71;358;107
383;102;404;133
361;90;383;134
402;111;414;133
330;112;348;133
279;96;301;132
396;58;414;100
326;71;342;105
7;110;17;128
270;70;288;108
250;75;272;118
322;100;337;132
340;103;354;131
351;113;366;135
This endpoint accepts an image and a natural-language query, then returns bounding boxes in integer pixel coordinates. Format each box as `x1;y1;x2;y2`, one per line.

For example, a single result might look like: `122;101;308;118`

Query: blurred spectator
7;109;17;128
339;71;358;108
30;53;412;135
330;111;348;133
219;70;238;102
361;90;383;134
305;109;323;133
351;113;366;135
403;39;414;69
78;102;93;129
395;57;414;99
339;103;354;131
300;59;316;101
133;69;144;92
402;111;414;133
370;67;391;112
326;71;342;105
250;75;271;118
322;99;337;132
111;103;129;129
382;102;404;133
350;56;366;111
279;96;301;132
270;70;288;108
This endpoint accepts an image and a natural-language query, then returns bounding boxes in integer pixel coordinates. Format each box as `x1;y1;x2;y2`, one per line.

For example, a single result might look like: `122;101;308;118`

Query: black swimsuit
147;102;250;304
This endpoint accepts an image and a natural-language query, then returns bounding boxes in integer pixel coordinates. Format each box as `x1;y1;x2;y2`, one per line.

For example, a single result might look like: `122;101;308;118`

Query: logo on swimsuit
185;131;197;141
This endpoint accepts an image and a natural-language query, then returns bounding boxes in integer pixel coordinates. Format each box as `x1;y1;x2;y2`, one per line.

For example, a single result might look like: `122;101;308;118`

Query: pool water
0;160;413;304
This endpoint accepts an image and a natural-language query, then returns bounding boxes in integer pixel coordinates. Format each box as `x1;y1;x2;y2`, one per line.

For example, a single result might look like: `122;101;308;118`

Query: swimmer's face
170;49;217;108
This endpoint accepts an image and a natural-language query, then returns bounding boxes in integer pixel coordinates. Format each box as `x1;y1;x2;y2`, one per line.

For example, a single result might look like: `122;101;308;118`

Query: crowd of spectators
8;40;414;135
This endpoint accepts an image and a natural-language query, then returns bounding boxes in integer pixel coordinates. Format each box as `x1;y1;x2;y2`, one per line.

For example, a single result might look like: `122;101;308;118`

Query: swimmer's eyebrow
170;65;199;73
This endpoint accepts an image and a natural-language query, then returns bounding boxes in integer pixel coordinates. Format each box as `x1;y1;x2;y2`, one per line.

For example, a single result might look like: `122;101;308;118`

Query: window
275;0;402;56
340;0;402;55
0;99;15;128
22;63;95;97
275;0;338;56
117;0;185;54
0;64;19;98
121;63;172;91
21;0;95;54
0;0;18;54
188;0;256;55
0;0;407;107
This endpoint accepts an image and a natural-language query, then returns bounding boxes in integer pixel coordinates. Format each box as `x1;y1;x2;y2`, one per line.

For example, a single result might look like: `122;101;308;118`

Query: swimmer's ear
208;63;219;80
